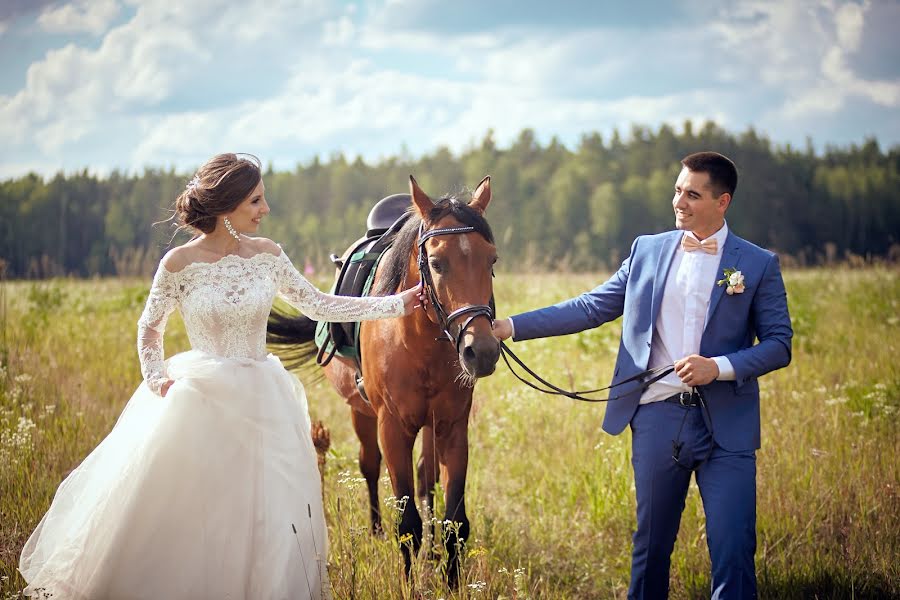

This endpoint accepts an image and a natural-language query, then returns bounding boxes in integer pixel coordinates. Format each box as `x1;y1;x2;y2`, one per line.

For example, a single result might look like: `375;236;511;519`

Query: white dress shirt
640;223;735;404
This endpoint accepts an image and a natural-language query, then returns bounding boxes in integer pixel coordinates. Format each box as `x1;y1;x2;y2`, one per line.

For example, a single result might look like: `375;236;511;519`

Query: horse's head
408;175;500;382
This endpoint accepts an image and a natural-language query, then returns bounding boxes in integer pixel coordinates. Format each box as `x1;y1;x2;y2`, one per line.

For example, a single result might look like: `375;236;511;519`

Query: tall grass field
1;269;898;599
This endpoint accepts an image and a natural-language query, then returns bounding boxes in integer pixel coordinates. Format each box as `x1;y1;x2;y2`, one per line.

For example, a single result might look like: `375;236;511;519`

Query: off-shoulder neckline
161;249;284;274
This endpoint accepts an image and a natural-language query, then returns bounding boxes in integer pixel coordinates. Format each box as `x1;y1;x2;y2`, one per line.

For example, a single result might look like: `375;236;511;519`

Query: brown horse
269;176;500;587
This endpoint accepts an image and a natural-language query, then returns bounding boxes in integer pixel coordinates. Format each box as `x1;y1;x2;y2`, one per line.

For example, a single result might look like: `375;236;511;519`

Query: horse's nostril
462;346;477;365
460;340;501;378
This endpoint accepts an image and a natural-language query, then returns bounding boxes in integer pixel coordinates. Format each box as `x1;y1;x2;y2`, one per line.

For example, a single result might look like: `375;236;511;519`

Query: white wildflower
1;416;37;451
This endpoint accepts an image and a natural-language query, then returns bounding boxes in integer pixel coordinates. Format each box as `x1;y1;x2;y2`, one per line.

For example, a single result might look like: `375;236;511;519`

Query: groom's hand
492;318;513;341
674;355;719;387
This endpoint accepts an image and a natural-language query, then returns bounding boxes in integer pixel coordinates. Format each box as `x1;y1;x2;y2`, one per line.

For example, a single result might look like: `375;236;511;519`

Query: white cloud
710;0;900;127
38;0;120;36
323;14;356;46
131;112;226;168
780;85;844;120
822;44;900;108
1;0;898;179
36;119;92;154
1;0;339;162
129;59;472;168
835;1;865;51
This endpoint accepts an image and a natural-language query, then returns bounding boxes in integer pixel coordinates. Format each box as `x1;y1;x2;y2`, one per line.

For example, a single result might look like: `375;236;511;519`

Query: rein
416;223;494;352
498;341;675;403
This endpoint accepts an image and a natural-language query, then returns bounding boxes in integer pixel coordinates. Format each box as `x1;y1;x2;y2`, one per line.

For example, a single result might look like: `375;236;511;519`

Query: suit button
646;341;651;347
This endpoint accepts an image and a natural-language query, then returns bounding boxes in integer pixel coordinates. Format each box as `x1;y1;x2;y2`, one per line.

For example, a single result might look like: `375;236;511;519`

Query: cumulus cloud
0;0;56;24
38;0;121;36
834;1;864;50
0;0;898;178
709;0;899;133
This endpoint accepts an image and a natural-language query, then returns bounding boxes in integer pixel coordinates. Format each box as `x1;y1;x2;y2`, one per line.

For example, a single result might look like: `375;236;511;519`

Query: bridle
416;222;495;354
414;221;678;403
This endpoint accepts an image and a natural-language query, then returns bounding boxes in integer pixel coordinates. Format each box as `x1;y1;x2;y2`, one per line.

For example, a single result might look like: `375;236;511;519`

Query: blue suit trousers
629;401;757;599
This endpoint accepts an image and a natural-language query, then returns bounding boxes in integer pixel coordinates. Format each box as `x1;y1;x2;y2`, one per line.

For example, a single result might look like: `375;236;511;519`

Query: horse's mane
371;194;494;297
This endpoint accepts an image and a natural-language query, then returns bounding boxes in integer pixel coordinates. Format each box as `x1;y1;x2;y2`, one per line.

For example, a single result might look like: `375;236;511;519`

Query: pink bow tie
681;235;717;254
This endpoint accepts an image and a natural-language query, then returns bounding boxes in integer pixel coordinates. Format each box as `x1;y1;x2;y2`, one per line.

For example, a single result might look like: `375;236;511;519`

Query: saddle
313;193;411;368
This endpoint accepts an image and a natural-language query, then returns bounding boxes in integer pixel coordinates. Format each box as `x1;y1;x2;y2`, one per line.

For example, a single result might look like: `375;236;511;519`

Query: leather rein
499;341;674;403
416;223;494;353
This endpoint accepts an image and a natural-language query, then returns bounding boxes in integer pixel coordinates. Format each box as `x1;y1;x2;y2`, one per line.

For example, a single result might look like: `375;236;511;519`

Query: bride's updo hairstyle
175;153;262;234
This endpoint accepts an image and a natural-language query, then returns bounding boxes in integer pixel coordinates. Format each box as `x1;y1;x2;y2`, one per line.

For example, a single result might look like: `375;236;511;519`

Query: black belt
663;391;702;407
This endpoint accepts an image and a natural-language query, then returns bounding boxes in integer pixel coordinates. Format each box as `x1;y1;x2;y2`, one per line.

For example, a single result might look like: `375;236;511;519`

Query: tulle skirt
19;351;331;600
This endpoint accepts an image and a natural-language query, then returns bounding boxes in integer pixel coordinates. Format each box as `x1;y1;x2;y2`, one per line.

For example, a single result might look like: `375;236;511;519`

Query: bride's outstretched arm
275;249;420;321
137;265;180;396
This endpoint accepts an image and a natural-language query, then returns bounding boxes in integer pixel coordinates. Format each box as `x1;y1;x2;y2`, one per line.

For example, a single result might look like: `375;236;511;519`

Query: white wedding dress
19;249;403;600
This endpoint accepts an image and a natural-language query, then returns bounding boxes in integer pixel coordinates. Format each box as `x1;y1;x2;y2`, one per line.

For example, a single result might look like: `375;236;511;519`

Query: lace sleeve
137;265;180;395
275;249;404;321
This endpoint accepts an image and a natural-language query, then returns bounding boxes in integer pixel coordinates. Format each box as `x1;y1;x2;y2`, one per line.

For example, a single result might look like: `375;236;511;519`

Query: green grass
1;269;898;599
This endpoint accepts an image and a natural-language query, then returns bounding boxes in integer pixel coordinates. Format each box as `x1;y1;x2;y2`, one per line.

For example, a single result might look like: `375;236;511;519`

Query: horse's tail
267;307;319;371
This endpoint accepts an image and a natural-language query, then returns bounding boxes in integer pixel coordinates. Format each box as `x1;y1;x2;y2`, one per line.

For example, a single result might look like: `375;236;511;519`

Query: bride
18;153;423;599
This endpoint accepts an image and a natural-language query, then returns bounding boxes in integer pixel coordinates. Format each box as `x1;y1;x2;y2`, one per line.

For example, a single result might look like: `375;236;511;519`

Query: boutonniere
717;267;745;295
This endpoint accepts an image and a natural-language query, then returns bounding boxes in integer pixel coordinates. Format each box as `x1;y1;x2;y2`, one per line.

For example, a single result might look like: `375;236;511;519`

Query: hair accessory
223;216;240;241
185;175;200;193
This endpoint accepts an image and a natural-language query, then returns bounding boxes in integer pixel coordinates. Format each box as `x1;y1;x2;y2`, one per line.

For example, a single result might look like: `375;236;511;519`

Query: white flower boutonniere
717;267;745;295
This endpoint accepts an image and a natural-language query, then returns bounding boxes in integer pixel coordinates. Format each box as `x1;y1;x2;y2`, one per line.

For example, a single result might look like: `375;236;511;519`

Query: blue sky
1;0;898;179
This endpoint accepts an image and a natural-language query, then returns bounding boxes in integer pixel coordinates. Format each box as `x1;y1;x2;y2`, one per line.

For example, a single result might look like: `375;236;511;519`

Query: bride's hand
160;379;175;397
399;282;428;315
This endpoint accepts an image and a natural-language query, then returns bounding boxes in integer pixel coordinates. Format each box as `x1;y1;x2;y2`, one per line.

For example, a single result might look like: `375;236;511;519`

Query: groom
493;152;792;598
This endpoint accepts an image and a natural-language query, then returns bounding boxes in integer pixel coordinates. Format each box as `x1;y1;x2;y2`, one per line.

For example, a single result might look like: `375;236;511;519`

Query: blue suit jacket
512;230;792;452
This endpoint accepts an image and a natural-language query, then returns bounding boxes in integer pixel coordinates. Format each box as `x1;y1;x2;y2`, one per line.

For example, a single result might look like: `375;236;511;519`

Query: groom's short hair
682;152;738;199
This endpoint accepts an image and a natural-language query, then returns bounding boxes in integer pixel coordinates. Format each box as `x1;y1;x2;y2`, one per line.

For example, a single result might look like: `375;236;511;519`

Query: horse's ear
409;175;433;219
468;175;491;214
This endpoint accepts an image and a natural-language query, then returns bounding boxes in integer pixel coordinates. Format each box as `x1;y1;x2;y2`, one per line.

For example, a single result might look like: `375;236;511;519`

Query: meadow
0;268;898;599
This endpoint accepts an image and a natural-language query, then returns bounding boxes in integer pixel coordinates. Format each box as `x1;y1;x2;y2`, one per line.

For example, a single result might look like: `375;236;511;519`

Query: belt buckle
678;391;693;406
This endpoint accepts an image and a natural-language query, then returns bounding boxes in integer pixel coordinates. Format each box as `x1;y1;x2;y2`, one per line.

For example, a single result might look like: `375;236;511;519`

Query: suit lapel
704;232;742;331
651;232;681;325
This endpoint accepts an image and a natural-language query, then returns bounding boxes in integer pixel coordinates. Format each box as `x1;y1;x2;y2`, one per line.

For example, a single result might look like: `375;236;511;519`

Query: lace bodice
137;249;404;394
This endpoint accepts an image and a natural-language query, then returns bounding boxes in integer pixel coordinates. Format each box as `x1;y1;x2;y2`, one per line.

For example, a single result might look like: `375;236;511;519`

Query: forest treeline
2;120;899;278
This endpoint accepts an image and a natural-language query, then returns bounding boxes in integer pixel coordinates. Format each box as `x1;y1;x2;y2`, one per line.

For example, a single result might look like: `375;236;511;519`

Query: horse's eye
429;259;443;274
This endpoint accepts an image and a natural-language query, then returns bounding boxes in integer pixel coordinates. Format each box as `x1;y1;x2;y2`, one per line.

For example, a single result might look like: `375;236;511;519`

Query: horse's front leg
416;425;438;558
435;419;470;589
379;414;423;578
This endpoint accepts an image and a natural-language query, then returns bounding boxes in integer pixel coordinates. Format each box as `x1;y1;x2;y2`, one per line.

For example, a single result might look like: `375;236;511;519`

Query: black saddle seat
366;193;410;237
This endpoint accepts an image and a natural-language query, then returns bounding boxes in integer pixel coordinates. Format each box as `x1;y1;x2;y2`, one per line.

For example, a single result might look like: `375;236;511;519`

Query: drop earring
223;216;240;241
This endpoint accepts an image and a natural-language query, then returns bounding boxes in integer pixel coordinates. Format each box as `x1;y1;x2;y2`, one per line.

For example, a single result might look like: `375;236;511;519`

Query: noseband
416;222;494;353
